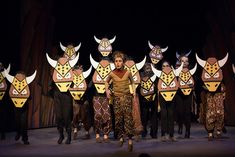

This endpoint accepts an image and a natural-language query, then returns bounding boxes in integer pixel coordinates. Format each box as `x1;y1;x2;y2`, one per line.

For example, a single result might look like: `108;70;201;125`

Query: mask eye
204;72;211;79
64;72;71;79
78;83;84;88
0;82;5;88
187;79;193;85
21;89;27;94
161;82;167;89
170;81;176;87
12;89;19;95
57;73;63;80
96;75;102;81
180;81;186;86
213;72;219;78
143;89;148;94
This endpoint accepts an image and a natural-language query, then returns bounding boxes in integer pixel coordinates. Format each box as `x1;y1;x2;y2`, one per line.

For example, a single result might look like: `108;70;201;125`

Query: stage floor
0;123;235;157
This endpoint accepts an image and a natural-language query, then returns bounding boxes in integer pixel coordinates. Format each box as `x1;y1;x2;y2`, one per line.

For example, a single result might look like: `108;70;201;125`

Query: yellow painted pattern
73;73;84;87
55;82;72;92
70;91;85;100
55;62;71;77
141;79;153;90
144;94;156;101
160;71;175;86
12;78;27;93
179;71;191;83
204;82;221;92
94;84;106;94
11;98;27;108
0;92;5;100
160;91;177;101
65;48;76;58
124;65;138;76
96;64;111;79
204;62;220;76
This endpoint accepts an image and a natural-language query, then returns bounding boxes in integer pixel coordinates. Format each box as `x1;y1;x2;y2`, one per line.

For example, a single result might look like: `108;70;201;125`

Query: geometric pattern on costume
148;41;168;65
93;96;112;135
0;72;7;100
140;76;156;101
113;95;134;139
206;93;225;132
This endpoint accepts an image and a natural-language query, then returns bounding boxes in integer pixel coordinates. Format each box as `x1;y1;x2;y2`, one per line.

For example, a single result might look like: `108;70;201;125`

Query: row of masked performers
0;36;233;151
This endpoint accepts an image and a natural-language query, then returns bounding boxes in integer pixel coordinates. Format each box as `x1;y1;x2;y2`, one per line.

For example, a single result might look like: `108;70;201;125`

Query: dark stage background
5;0;235;129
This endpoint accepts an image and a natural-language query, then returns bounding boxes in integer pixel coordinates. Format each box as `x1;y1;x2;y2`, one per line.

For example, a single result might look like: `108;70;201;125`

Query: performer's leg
102;97;112;142
93;96;103;143
140;101;149;138
159;95;167;141
206;93;215;141
184;94;192;138
21;105;29;145
150;101;158;138
214;93;225;138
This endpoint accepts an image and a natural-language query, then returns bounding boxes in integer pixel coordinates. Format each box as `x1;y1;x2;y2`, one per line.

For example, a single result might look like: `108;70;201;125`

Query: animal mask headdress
94;36;116;57
151;63;183;101
148;41;168;64
60;42;81;60
196;53;228;92
4;69;37;108
69;66;92;100
46;53;79;92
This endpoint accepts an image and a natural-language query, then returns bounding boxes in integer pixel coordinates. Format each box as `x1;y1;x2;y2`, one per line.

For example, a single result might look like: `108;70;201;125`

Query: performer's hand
106;89;111;99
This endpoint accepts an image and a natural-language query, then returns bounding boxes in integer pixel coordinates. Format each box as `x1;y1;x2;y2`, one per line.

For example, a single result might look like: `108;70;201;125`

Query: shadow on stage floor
0;123;235;157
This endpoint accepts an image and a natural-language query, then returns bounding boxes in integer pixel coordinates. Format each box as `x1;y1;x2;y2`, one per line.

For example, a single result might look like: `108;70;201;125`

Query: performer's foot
216;131;221;139
160;136;167;142
119;138;124;147
169;136;177;142
128;140;133;152
208;133;213;141
103;137;110;143
57;136;64;144
15;133;20;141
96;137;102;143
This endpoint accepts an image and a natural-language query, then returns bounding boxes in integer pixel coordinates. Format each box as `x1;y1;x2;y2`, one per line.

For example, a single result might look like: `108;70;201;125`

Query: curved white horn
109;36;116;44
150;74;157;82
218;52;229;67
2;64;11;77
60;42;66;51
189;63;197;75
136;56;146;70
69;53;79;67
161;46;168;53
174;62;183;76
176;51;180;59
151;64;161;78
83;65;92;79
94;35;101;43
26;70;37;84
89;54;99;69
4;68;14;83
195;53;206;67
148;41;154;49
46;53;57;68
232;64;235;74
185;50;191;57
110;63;115;70
74;42;81;52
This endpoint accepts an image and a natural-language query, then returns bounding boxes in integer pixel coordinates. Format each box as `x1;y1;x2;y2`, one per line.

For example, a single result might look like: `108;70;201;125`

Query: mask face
196;53;228;92
60;42;81;60
151;63;183;101
148;41;167;65
5;70;36;108
90;56;114;94
69;66;92;100
46;54;79;92
157;67;178;101
94;36;116;57
178;67;196;95
124;56;146;89
140;72;157;101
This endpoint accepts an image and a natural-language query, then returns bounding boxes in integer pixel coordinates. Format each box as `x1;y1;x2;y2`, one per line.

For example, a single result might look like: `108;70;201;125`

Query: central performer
105;51;136;152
